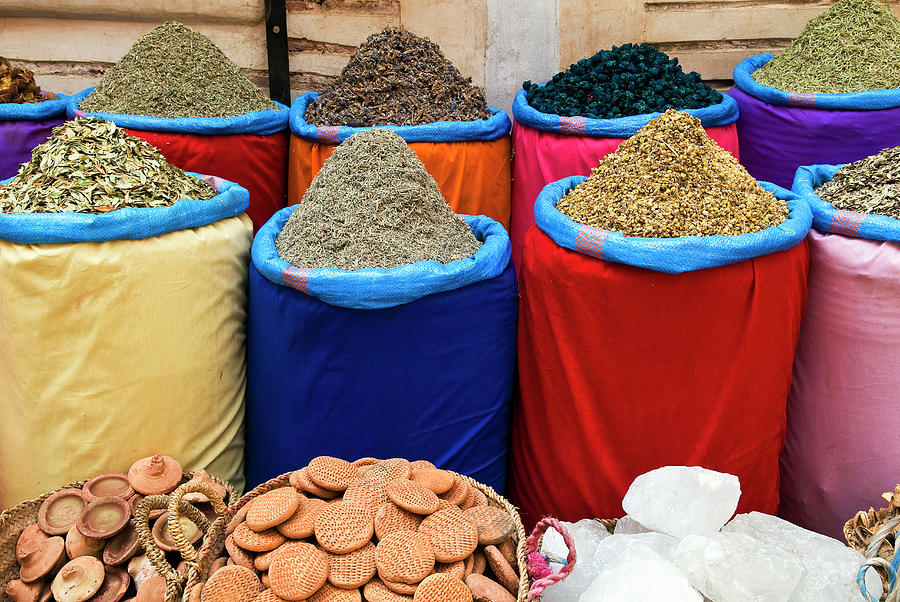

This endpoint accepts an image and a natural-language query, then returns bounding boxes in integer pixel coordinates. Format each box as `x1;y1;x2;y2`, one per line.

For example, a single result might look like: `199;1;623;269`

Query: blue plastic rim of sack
246;207;518;491
534;175;812;273
792;164;900;241
511;85;740;137
0;173;249;244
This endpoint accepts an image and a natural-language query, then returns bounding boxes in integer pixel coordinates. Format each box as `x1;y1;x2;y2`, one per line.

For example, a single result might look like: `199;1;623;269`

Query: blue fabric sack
253;206;511;309
535;175;811;273
289;92;511;143
0;96;67;122
66;88;289;136
792;164;900;241
734;55;900;111
0;174;249;244
511;87;739;137
246;212;518;491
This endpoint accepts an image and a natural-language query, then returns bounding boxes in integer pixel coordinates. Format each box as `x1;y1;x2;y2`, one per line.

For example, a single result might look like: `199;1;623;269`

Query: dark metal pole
264;0;290;105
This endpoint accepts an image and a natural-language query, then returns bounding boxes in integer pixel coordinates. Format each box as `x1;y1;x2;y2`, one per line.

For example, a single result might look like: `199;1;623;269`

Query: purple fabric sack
731;55;900;189
0;119;64;179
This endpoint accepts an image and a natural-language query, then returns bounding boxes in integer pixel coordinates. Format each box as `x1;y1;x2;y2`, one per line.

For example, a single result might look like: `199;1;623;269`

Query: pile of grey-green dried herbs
80;21;277;118
558;110;788;237
816;146;900;219
0;117;216;213
752;0;900;94
305;27;492;127
275;128;481;270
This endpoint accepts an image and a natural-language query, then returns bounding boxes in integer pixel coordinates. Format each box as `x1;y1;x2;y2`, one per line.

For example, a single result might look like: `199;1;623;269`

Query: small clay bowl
151;512;202;553
65;524;104;559
4;579;42;602
17;525;50;562
129;495;164;521
83;474;134;501
51;556;105;601
128;455;182;496
19;536;66;583
38;489;89;536
77;497;130;539
103;525;140;566
134;576;166;601
90;566;131;602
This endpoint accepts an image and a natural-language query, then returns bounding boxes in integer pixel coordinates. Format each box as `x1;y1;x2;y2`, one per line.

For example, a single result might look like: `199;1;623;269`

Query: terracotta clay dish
374;532;435;585
252;590;288;602
51;556;105;601
245;487;301;532
103;525;140;566
266;542;329;601
77;497;130;539
232;522;285;553
418;509;478;563
385;480;439;515
276;497;327;540
4;579;42;602
326;541;376;589
374;503;423;541
306;456;359;492
152;512;202;553
308;582;362;602
135;575;167;602
83;474;134;501
412;573;472;602
382;577;417;595
200;565;262;602
362;578;414;602
225;535;256;571
342;479;390;518
434;560;466;580
127;455;182;496
65;524;105;559
314;503;374;554
90;566;131;602
408;461;436;472
464;574;514;602
366;459;411;482
464;507;514;546
496;539;517;574
483;546;518;594
18;535;66;583
16;525;49;562
438;477;469;508
409;470;455;495
253;549;278;572
351;458;380;468
126;555;157;590
291;468;339;500
37;489;89;536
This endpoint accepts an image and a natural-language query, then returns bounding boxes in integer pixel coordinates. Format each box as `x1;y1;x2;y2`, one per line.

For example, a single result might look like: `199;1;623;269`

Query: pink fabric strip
200;174;227;193
829;210;866;237
787;92;817;108
317;126;341;144
282;266;312;294
559;116;587;135
575;226;609;259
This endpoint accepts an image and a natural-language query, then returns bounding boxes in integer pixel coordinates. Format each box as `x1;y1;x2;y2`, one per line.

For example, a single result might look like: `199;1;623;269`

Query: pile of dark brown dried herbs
275;128;481;270
558;110;788;237
0;118;216;213
80;21;276;118
305;27;492;127
817;146;900;219
0;57;56;103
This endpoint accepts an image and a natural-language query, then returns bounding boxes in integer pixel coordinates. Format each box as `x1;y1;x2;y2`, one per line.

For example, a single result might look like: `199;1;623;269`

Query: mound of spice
0;117;216;213
524;44;722;119
557;110;788;238
0;57;56;103
752;0;900;94
79;21;276;118
305;27;492;127
275;128;481;270
816;146;900;219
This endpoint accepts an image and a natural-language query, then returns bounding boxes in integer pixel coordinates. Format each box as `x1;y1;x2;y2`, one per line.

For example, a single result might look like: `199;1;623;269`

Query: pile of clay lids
4;455;226;602
199;456;522;602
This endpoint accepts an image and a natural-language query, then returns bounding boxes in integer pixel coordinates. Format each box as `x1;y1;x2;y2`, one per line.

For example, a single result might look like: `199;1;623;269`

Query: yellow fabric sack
0;214;251;508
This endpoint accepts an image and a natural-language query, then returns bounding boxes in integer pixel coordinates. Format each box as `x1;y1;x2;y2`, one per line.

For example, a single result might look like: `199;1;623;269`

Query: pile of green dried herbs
817;146;900;219
524;44;722;119
558;110;788;237
0;117;216;213
0;57;56;103
80;21;277;118
305;27;492;127
276;128;481;270
752;0;900;94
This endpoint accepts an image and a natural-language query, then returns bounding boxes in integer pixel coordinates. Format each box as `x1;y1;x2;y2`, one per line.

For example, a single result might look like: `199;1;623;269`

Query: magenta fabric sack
0;97;66;179
781;165;900;539
731;55;900;189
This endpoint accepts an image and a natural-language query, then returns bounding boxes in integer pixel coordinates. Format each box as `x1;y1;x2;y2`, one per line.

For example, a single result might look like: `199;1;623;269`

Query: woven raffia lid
307;456;360;492
418;509;478;563
438;477;469;508
233;522;286;553
246;487;301;532
374;503;423;541
464;574;515;602
51;556;105;602
267;541;329;600
412;573;472;602
363;578;414;602
385;480;439;516
277;497;327;540
366;459;411;482
343;479;390;518
409;469;454;495
484;545;519;594
200;565;263;602
291;468;340;499
464;506;514;546
326;541;376;589
374;531;435;585
308;582;362;602
127;455;182;496
314;503;374;554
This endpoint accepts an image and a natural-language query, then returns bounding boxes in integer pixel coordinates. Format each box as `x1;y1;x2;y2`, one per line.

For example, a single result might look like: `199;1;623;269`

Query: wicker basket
844;489;900;601
0;472;233;602
184;470;532;601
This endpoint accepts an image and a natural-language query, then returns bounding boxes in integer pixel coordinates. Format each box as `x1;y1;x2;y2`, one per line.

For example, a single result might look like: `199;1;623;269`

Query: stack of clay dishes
191;457;526;602
0;455;231;602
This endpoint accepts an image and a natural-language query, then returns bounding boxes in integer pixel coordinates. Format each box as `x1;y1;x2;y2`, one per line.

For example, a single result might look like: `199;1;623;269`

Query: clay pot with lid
151;512;202;553
77;497;130;539
18;535;66;583
128;456;182;496
83;474;134;501
103;525;140;566
37;489;89;536
4;579;42;602
51;556;105;601
89;566;131;602
65;524;105;559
